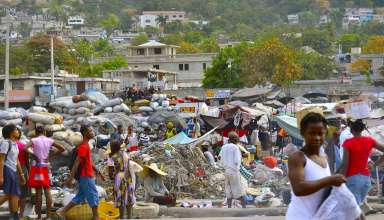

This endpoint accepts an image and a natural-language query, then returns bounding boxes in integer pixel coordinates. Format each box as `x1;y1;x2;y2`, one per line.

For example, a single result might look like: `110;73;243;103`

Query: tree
203;43;249;88
73;39;94;63
156;15;167;33
100;13;119;37
363;36;384;54
351;59;371;74
101;55;128;70
199;37;220;53
93;39;114;57
16;22;32;38
241;38;302;87
302;29;333;54
298;52;336;80
337;34;361;53
26;35;78;73
131;33;149;46
178;42;201;54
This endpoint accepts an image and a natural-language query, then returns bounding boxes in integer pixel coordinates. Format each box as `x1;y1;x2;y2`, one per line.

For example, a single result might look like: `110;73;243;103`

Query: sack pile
0;109;25;127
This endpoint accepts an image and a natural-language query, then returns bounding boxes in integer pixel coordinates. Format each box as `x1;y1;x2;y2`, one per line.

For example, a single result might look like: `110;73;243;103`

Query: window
179;15;183;18
145;19;151;23
203;63;207;70
184;63;189;71
12;80;24;90
179;64;184;71
173;15;177;18
137;49;145;55
153;65;160;69
154;48;162;55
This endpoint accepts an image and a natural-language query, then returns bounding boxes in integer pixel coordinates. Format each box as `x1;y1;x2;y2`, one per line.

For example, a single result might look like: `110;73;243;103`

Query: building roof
129;40;179;48
104;67;177;75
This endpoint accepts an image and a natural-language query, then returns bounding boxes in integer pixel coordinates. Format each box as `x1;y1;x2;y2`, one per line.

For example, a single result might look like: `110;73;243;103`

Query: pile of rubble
132;142;226;199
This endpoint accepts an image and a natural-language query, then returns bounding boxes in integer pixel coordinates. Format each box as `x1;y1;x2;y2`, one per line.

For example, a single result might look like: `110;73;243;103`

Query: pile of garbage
133;142;225;199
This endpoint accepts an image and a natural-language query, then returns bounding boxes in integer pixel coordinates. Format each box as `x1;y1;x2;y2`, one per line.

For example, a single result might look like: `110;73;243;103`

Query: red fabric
220;128;247;138
28;166;50;188
263;156;278;168
128;145;138;152
343;136;376;177
16;141;27;166
77;141;94;177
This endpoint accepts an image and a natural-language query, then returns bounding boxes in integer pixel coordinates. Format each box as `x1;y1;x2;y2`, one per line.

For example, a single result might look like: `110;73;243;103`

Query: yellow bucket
65;201;119;220
99;201;120;220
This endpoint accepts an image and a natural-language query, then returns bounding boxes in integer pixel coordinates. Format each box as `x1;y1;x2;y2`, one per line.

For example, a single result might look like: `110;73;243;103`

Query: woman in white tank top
286;113;347;220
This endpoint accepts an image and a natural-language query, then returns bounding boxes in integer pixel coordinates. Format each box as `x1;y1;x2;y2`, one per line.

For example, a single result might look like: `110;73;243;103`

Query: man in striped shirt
139;127;151;147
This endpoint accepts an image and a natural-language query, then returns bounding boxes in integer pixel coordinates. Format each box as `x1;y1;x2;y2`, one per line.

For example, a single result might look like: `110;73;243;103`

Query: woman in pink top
25;126;64;220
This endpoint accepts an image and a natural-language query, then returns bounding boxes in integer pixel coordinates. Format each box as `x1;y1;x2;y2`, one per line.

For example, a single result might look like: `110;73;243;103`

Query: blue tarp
163;132;196;145
273;115;304;141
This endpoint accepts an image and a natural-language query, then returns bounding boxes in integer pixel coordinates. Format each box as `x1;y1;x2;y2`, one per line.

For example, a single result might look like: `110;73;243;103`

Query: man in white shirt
219;132;246;208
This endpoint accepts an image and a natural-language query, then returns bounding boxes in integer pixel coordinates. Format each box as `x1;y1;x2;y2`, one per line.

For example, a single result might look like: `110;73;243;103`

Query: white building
68;16;84;25
287;14;299;24
138;11;187;29
139;14;159;29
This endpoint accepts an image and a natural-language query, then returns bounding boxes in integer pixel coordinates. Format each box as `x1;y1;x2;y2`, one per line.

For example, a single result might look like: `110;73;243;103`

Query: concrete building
138;11;187;29
287;14;299;24
0;72;119;107
139;14;159;29
109;31;141;45
121;40;216;87
68;16;85;26
103;68;177;90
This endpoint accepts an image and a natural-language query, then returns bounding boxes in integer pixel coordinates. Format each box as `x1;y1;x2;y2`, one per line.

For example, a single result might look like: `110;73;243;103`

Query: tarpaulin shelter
273;115;303;141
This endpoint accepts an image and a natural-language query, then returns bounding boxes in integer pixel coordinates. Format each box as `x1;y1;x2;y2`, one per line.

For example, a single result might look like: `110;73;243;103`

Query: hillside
4;0;384;35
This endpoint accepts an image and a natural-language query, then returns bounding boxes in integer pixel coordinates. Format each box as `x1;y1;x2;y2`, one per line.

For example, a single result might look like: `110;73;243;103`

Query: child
0;124;26;220
16;127;29;219
286;113;346;220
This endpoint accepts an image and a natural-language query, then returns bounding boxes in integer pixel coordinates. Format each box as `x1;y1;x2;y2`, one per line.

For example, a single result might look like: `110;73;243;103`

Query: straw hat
141;163;168;177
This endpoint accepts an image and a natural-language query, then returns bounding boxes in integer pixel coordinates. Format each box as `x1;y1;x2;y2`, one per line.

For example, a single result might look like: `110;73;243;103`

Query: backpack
68;146;80;181
0;140;13;190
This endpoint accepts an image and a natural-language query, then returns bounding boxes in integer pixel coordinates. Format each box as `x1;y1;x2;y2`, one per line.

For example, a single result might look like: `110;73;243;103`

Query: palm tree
156;15;167;33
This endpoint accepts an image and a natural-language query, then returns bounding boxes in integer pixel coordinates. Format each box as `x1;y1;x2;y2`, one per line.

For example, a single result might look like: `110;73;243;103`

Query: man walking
219;131;247;208
57;125;102;220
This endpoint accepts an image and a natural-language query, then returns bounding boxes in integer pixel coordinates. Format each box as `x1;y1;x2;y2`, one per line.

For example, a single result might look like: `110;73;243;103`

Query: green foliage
297;52;336;80
337;34;361;53
203;43;249;88
16;22;32;38
302;29;333;54
131;33;149;46
93;39;114;57
100;13;120;36
101;55;128;70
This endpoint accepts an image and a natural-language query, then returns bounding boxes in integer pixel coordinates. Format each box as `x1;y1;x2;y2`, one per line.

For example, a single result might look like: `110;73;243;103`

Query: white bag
102;98;123;108
312;184;361;220
45;124;65;132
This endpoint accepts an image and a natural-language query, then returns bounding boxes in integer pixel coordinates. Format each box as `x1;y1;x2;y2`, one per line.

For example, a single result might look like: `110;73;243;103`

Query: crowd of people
0;110;384;220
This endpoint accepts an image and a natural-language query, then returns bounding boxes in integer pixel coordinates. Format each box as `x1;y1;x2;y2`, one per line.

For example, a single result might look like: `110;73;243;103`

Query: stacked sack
150;94;171;112
0;108;25;127
49;96;95;128
93;97;130;115
50;129;83;170
27;110;65;133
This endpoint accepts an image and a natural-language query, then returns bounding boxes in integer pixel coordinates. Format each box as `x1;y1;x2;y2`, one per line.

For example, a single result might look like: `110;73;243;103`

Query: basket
65;203;92;220
99;201;120;220
65;201;119;220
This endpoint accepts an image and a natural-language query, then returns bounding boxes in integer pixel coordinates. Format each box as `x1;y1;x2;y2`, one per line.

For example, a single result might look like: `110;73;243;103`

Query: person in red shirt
339;119;384;206
57;125;104;220
15;128;29;220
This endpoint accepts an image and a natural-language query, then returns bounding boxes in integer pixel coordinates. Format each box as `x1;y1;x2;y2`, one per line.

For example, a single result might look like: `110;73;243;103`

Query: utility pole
4;9;10;109
50;36;55;102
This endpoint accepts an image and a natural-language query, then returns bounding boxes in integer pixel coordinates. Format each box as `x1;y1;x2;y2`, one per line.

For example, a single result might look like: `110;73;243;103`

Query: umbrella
148;110;187;129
